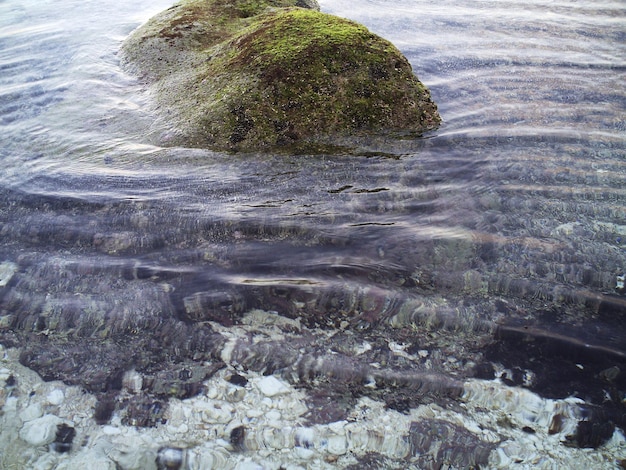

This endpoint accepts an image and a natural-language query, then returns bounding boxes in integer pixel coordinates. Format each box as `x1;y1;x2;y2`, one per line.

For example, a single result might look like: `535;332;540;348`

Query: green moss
122;0;440;153
235;9;370;65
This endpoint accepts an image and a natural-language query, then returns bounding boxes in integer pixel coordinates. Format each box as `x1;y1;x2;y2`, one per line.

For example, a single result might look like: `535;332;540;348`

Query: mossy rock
121;0;441;152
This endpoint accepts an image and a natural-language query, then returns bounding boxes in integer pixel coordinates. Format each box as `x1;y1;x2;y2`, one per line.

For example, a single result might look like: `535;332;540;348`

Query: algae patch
121;0;441;152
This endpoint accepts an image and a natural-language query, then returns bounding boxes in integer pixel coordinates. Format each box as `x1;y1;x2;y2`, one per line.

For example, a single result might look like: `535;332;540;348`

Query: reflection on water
1;0;625;467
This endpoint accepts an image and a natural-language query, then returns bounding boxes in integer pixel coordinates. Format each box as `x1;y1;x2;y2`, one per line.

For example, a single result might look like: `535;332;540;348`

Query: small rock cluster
1;328;624;469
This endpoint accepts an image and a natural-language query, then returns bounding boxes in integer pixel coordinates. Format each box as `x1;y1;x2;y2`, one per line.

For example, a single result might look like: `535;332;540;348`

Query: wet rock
121;0;440;152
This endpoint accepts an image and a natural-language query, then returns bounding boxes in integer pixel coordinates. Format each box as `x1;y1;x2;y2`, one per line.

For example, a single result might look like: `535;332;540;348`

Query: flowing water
1;0;625;468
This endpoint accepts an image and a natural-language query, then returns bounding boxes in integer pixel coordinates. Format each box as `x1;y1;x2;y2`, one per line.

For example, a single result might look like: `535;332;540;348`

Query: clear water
1;0;625;454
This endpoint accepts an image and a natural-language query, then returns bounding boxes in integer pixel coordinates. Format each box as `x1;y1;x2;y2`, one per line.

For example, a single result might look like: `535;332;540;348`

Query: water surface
1;0;625;466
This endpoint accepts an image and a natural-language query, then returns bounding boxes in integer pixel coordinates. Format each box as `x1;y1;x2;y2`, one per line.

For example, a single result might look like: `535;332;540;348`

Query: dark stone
472;362;496;380
566;419;615;449
487;322;626;406
408;419;496;469
228;373;248;387
385;395;413;414
302;383;360;425
94;396;116;425
230;425;246;451
346;453;402;470
51;423;75;453
500;366;525;386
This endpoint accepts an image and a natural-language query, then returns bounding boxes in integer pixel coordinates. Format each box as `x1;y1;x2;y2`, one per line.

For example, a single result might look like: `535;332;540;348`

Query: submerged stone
121;0;441;152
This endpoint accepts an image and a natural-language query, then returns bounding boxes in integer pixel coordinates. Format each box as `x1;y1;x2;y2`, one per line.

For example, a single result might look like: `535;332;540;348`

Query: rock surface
121;0;441;152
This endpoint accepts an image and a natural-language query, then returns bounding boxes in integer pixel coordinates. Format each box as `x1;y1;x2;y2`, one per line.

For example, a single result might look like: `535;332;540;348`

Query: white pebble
122;370;143;393
4;396;18;412
235;460;264;470
102;425;121;435
0;261;17;287
19;403;43;422
0;368;11;381
46;389;65;406
326;434;348;455
19;414;62;446
294;446;315;460
107;436;158;470
173;423;189;434
265;410;281;422
55;452;117;470
328;420;347;433
256;376;289;397
246;409;264;418
201;403;233;424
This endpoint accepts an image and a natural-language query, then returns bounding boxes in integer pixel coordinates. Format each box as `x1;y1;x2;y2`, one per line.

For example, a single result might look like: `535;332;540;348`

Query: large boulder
121;0;441;152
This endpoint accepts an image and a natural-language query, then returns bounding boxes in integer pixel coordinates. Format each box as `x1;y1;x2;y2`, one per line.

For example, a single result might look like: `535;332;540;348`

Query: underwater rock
156;446;184;470
51;423;75;453
408;419;496;469
121;0;440;152
19;414;63;446
256;375;290;397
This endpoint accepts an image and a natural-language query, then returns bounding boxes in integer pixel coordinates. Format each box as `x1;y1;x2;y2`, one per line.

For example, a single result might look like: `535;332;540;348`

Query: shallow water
1;0;625;467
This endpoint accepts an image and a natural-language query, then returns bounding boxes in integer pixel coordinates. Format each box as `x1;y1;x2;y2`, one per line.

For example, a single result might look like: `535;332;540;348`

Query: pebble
247;409;264;418
156;446;184;470
0;261;17;287
200;402;233;424
122;369;143;393
265;410;281;422
294;446;315;460
19;403;43;422
46;389;65;406
19;414;63;446
235;460;264;470
0;367;11;382
256;376;290;397
326;434;348;455
102;425;122;435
